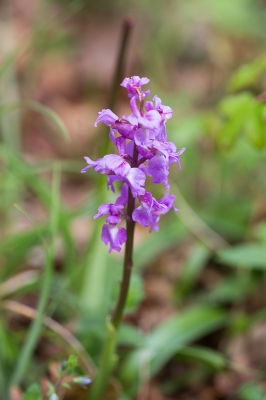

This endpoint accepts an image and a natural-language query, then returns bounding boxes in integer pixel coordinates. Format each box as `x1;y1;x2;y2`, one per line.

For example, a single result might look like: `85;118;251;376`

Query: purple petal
145;101;154;111
132;205;152;227
114;136;127;156
169;147;186;169
94;203;124;220
94;203;110;219
136;145;153;160
120;77;131;88
116;183;128;206
134;128;151;147
138;110;161;130
156;123;167;142
81;156;97;173
121;76;150;99
130;96;141;118
106;215;121;224
150;215;160;232
148;155;169;184
95;109;118;127
125;113;138;126
113;120;135;139
139;191;153;209
112;160;131;177
73;376;92;386
158;192;178;213
153;95;162;109
153;95;173;121
139;77;150;85
81;165;91;173
110;203;124;213
125;168;146;197
109;129;116;144
107;175;123;192
101;224;127;253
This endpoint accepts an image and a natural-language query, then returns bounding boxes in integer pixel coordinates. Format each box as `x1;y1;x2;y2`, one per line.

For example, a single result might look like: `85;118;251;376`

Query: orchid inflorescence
82;76;185;252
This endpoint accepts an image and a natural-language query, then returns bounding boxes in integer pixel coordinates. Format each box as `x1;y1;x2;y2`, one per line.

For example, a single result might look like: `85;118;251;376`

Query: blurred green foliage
1;0;266;399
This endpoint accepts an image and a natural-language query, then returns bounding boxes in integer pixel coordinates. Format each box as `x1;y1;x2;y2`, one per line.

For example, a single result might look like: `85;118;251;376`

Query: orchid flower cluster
81;76;185;252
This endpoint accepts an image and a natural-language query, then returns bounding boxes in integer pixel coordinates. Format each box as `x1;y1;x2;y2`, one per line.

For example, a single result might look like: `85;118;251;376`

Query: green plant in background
1;1;266;399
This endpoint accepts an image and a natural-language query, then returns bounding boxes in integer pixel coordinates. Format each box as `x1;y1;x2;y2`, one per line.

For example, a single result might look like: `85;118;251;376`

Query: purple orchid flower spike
82;76;185;252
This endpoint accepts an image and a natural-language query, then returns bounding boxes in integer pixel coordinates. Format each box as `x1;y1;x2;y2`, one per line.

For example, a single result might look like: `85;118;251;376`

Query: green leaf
177;346;226;369
238;382;265;400
22;384;42;400
208;276;256;303
124;272;144;314
216;244;266;269
9;168;60;386
121;305;226;383
177;244;210;299
218;93;253;149
219;93;253;117
0;50;17;81
229;56;266;91
117;324;144;347
0;101;69;140
79;220;112;316
244;102;266;148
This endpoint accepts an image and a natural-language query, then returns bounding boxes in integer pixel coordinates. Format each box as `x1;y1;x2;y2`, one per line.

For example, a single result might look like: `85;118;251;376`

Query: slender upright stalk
111;144;138;329
111;190;136;329
89;146;138;400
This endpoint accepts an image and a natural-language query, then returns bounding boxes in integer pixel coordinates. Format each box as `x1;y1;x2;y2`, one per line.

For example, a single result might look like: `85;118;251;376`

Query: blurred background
1;0;266;399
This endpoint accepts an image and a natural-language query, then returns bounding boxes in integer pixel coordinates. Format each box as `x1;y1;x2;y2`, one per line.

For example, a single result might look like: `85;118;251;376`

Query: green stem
89;143;137;400
89;319;117;400
111;143;138;329
111;191;136;329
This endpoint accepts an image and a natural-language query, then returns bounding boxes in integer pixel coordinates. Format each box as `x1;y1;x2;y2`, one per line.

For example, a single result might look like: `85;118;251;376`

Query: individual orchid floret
145;95;173;121
144;96;173;141
150;192;178;232
81;75;185;252
94;203;125;224
95;110;136;139
101;223;127;253
82;154;146;198
121;76;150;99
94;203;127;252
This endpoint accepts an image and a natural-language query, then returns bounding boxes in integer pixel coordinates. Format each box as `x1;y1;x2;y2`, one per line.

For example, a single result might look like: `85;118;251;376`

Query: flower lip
101;224;127;253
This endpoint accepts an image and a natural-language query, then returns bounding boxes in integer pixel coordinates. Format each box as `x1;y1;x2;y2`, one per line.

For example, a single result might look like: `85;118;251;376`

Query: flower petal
101;224;127;253
95;109;118;127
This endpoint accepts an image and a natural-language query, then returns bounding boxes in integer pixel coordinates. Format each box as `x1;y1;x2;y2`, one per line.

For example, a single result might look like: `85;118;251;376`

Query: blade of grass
0;21;21;155
0;145;76;276
120;305;227;391
8;166;60;387
173;185;229;252
0;101;69;140
2;300;96;377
